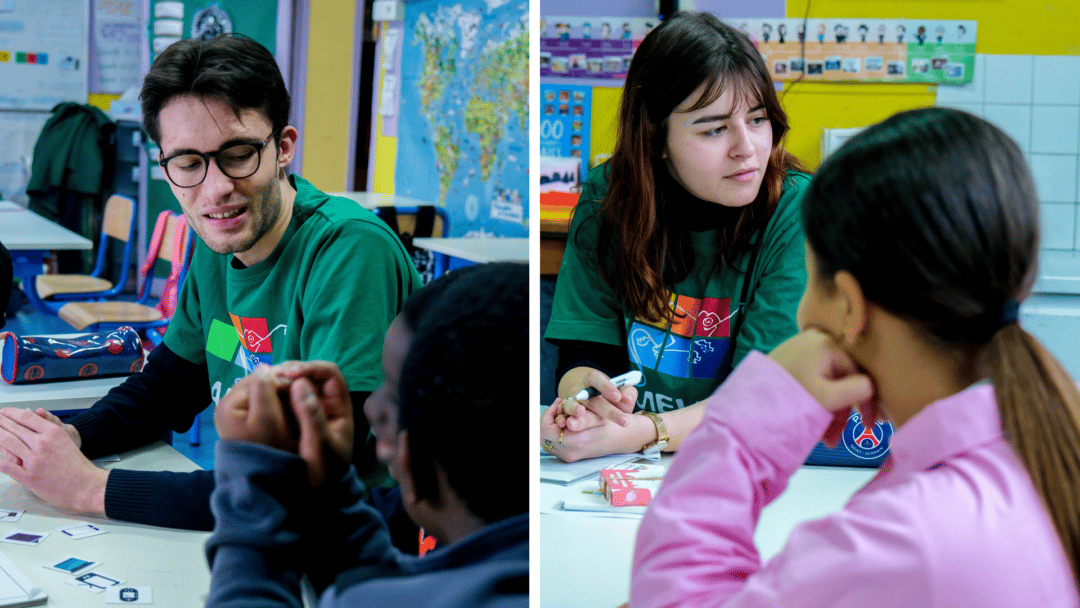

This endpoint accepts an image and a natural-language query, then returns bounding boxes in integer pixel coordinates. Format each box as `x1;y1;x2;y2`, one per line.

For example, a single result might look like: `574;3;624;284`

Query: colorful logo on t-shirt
204;314;288;374
628;295;734;379
841;411;893;460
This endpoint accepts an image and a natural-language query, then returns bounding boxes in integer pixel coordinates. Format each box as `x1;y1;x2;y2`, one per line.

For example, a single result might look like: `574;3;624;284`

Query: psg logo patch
841;411;893;460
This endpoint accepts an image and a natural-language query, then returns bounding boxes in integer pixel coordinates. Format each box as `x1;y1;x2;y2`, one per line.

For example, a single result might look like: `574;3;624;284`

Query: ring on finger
541;439;554;453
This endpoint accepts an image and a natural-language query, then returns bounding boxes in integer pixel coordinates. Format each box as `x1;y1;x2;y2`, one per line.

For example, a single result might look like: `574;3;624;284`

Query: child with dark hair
630;107;1080;606
207;262;528;608
543;11;809;463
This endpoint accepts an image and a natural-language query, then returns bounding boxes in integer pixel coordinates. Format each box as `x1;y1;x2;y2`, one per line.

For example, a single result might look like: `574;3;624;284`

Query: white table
0;375;125;412
0;202;93;314
0;441;209;606
0;204;92;252
538;460;877;607
412;237;529;264
326;191;434;210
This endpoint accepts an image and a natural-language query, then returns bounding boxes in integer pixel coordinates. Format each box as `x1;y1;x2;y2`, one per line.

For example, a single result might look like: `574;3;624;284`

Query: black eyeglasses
159;129;279;188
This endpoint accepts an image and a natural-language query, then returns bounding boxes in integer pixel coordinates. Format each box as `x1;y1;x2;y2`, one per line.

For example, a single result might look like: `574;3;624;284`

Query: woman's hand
767;328;877;446
558;369;639;432
541;398;652;462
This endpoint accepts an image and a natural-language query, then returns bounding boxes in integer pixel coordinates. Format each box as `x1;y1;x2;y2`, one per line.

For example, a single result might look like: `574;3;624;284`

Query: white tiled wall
938;54;1080;373
936;54;1080;256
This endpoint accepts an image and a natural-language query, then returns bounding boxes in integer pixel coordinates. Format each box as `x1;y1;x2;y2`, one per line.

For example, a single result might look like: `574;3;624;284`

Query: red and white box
600;464;666;507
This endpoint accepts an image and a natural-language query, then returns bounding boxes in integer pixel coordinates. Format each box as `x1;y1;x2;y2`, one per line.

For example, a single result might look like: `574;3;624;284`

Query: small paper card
0;530;48;546
106;585;152;603
44;555;99;575
56;523;106;539
67;570;125;593
0;509;24;522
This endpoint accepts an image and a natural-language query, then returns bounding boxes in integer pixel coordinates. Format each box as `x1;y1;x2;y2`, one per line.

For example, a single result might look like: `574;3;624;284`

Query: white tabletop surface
412;237;529;264
538;459;877;607
0;204;91;251
326;191;435;209
0;441;208;606
0;375;126;411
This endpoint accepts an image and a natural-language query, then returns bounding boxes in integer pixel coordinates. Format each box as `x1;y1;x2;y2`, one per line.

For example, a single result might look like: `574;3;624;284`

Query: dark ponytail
988;325;1080;581
803;107;1080;586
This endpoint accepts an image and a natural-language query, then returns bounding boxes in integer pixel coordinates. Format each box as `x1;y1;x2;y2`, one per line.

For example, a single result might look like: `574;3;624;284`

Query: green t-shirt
164;175;422;406
546;165;809;413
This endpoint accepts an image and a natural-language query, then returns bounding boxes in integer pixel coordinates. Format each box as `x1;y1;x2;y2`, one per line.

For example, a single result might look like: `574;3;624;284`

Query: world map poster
395;0;528;238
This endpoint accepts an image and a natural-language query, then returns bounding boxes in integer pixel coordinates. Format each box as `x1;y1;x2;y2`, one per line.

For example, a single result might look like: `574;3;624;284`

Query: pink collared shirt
631;352;1077;608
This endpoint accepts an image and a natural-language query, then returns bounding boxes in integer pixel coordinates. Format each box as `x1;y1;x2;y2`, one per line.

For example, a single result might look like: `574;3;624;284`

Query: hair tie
999;300;1020;326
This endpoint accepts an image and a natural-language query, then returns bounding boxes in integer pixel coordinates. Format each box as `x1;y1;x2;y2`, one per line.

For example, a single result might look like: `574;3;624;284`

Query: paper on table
0;549;46;607
558;478;649;517
540;452;641;485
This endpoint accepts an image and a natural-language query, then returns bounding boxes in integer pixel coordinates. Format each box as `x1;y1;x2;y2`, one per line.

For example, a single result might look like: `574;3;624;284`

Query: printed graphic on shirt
204;315;288;374
842;411;894;460
629;294;734;380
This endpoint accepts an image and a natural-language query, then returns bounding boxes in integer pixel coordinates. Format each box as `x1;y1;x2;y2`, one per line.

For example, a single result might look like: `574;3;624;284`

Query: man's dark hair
398;263;527;523
139;34;290;145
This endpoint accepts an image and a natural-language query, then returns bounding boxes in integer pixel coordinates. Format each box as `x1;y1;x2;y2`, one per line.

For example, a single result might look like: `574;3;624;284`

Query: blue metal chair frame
31;194;139;314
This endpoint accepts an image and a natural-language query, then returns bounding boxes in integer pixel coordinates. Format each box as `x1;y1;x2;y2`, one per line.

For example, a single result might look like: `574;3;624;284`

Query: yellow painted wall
371;25;397;194
301;2;357;192
783;0;1080;169
587;1;1078;170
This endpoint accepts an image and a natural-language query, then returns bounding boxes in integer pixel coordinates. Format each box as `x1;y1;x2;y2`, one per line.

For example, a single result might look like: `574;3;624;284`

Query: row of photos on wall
541;17;977;85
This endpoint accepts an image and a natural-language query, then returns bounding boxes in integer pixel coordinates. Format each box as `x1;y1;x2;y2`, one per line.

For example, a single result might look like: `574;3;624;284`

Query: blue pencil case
804;409;894;467
1;327;144;384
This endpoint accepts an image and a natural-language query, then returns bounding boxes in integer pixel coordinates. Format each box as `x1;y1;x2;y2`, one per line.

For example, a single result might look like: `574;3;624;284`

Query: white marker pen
575;370;643;401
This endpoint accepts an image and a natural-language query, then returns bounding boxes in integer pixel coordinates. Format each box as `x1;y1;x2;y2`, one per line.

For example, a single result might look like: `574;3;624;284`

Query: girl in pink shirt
631;107;1080;607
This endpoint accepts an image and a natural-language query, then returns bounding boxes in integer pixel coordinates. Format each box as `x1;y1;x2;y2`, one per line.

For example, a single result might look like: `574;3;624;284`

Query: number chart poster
540;16;654;80
729;18;977;84
540;83;590;167
0;0;88;110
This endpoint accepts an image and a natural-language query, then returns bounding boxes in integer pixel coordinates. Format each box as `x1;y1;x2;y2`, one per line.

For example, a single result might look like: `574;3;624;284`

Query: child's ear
396;431;418;506
833;270;868;348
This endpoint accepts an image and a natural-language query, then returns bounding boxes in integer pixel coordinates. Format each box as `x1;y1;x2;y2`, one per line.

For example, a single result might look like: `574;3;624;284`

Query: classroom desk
0;440;209;606
0;375;125;412
326;191;434;210
411;237;529;264
0;202;93;314
538;460;877;607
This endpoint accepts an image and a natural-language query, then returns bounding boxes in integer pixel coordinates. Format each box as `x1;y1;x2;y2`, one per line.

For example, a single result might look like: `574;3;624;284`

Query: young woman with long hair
541;11;808;462
631;107;1080;606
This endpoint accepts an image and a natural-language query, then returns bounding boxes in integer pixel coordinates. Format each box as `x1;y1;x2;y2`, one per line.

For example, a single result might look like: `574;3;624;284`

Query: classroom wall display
736;18;976;84
540;16;655;79
0;0;89;110
394;0;528;238
92;0;140;94
540;83;591;169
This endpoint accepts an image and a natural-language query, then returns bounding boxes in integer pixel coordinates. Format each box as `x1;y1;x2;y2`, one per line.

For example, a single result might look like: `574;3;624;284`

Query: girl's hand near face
768;328;877;445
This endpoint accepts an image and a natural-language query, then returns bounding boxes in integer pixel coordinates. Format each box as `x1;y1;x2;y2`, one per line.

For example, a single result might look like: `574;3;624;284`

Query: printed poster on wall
540;16;655;79
0;0;89;109
93;0;140;94
540;83;590;168
729;18;977;84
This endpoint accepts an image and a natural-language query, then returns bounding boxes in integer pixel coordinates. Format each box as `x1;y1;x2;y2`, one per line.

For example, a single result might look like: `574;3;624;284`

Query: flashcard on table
106;585;152;603
0;509;24;522
0;530;48;546
67;570;125;593
92;454;121;464
56;522;106;539
44;555;99;575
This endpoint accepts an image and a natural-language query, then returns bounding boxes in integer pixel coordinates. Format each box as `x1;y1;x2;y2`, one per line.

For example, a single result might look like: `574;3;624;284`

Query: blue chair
55;212;193;337
31;194;138;315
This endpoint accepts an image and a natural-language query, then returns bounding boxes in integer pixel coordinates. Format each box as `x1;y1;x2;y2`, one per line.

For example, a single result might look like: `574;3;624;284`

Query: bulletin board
0;0;89;110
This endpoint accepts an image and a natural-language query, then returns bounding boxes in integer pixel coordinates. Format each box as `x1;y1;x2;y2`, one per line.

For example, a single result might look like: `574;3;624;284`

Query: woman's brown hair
591;11;803;323
804;107;1080;587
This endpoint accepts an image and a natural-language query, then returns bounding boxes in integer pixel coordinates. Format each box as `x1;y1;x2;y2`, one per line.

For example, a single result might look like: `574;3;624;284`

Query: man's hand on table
0;407;107;515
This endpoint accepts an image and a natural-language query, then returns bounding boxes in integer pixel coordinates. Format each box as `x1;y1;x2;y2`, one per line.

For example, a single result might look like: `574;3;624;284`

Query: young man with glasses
0;35;421;532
